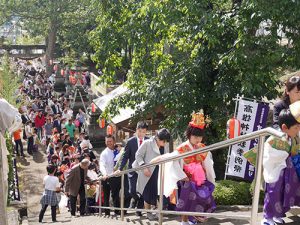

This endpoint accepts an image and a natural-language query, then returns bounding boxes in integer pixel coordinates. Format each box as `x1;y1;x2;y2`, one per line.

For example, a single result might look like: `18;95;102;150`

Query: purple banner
244;102;269;181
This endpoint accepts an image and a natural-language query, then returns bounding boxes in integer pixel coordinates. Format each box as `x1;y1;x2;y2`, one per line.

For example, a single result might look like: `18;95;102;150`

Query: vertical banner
225;98;269;180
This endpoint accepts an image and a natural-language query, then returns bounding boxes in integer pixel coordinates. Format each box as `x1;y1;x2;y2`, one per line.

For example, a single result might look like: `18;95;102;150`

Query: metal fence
96;127;284;225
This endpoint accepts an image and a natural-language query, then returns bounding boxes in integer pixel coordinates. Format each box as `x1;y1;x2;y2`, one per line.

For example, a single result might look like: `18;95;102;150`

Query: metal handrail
97;127;285;225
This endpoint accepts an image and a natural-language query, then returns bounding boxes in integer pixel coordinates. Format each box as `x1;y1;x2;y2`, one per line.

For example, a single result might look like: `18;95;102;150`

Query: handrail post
250;135;265;225
98;179;102;217
159;163;165;225
120;174;125;221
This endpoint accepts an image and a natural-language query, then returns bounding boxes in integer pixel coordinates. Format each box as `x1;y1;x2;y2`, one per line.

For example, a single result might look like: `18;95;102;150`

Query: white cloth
62;112;72;120
0;98;22;206
25;125;33;137
44;175;60;191
160;142;216;197
0;98;22;133
0;134;9;189
263;137;290;183
87;170;98;181
80;139;93;150
99;147;115;176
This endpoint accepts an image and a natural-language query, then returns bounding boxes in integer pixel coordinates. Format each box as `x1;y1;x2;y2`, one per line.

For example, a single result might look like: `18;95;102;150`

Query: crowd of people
12;57;300;225
12;60;100;223
14;57;216;224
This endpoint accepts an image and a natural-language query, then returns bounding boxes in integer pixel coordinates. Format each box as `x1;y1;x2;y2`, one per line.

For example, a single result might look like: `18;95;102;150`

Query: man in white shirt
99;135;121;216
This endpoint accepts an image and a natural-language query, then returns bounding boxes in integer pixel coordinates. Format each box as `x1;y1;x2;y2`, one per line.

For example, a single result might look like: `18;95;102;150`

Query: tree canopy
0;0;97;73
2;0;300;141
90;0;300;141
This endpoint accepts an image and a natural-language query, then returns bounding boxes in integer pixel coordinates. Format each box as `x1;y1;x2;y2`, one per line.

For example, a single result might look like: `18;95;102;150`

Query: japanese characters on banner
225;98;269;180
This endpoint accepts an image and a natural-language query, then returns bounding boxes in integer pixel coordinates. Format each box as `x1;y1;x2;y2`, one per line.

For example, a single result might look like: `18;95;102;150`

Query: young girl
260;105;300;225
152;111;216;225
39;165;61;223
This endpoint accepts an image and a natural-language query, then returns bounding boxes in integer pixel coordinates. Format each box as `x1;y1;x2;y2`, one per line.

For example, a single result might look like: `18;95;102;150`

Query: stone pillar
85;110;106;148
53;64;66;93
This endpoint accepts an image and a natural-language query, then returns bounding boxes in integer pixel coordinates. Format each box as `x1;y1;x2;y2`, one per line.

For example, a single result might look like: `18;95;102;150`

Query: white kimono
159;141;216;197
263;136;290;183
0;98;22;206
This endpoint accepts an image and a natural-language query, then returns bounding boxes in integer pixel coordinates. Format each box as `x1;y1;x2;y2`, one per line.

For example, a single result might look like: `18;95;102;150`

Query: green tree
90;0;282;138
0;54;20;104
1;0;96;75
90;0;300;178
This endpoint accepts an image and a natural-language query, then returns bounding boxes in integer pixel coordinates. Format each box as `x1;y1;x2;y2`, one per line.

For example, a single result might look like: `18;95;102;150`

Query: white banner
225;98;269;180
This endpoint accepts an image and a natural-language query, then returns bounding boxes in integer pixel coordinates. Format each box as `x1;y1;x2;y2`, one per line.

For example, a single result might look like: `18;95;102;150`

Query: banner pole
224;95;240;180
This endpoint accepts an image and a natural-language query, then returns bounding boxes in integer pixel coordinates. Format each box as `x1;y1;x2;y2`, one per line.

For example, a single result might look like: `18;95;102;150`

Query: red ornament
53;64;58;71
81;78;85;85
226;117;241;139
91;103;96;113
99;118;105;128
69;75;77;85
61;69;65;76
106;125;113;135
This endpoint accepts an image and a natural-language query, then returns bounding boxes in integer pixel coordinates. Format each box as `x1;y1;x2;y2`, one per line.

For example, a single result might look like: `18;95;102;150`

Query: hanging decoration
61;69;65;76
106;124;113;135
53;64;58;71
99;117;105;128
91;103;96;113
226;117;241;139
69;75;77;85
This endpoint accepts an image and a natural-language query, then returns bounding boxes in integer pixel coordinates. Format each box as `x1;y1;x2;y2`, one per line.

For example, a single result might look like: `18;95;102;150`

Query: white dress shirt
99;147;115;176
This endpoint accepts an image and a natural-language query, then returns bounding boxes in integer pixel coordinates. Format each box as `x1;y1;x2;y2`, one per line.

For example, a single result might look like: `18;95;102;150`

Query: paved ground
24;209;300;225
17;144;300;225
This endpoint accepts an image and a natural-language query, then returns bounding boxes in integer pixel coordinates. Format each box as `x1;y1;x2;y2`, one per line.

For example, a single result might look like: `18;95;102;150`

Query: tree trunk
45;19;58;77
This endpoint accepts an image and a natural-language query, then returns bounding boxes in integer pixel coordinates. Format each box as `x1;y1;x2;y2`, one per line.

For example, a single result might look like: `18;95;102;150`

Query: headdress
189;110;211;129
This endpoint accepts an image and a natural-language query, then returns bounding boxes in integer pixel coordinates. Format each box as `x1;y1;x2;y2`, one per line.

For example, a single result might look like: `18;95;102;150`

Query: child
151;111;216;225
39;165;61;223
257;105;300;225
13;129;24;157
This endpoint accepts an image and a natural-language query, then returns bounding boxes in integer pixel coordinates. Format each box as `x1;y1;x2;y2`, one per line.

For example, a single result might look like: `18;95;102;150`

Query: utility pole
0;134;8;225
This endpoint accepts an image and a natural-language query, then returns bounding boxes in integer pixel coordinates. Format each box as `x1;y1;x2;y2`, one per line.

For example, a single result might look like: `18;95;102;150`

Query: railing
96;127;284;225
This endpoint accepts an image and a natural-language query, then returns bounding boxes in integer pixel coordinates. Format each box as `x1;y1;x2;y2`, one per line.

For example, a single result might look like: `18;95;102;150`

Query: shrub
213;180;252;205
249;181;265;205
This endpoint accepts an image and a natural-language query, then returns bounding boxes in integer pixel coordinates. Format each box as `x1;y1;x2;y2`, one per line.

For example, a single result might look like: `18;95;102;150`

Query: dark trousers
86;197;98;214
102;177;121;215
69;187;86;216
78;122;83;133
128;172;144;209
27;136;34;154
36;127;42;139
14;139;24;156
39;205;56;222
124;175;131;208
